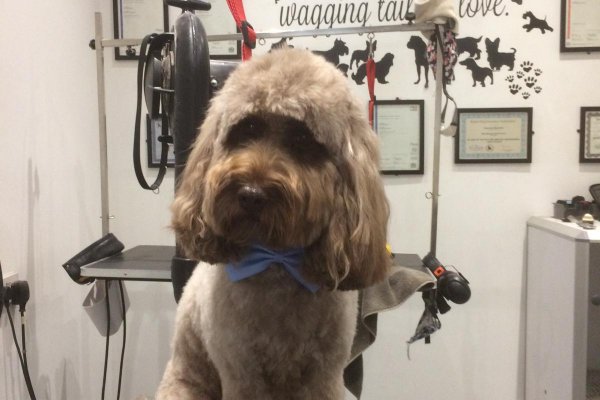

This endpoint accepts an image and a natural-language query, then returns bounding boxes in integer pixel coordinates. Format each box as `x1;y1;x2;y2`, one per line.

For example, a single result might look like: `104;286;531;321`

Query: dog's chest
194;264;358;387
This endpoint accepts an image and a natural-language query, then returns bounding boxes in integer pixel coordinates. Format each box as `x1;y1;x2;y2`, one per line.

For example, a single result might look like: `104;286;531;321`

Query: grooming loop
366;33;376;128
226;0;256;60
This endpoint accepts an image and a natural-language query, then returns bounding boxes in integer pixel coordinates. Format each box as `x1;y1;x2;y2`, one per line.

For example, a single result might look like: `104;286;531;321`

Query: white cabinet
526;217;600;400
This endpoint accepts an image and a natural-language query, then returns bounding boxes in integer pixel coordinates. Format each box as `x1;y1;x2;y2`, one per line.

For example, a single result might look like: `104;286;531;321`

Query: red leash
366;36;376;128
226;0;256;61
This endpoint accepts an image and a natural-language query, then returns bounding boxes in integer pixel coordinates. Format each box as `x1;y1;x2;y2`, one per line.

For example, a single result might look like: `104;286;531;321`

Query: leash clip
367;32;375;58
240;20;256;49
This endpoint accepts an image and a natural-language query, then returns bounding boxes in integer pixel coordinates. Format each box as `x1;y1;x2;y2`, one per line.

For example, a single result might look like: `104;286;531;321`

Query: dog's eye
225;116;266;148
284;119;328;162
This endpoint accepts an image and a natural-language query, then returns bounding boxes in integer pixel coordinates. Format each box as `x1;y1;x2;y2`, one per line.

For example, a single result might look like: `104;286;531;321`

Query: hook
367;33;375;58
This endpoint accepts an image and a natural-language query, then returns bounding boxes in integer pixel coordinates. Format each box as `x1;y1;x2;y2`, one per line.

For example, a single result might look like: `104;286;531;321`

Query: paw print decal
509;84;522;94
520;61;534;72
524;77;537;88
504;59;544;99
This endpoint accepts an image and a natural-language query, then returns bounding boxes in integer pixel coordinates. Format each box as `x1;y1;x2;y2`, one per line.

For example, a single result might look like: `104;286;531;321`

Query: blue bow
225;245;319;293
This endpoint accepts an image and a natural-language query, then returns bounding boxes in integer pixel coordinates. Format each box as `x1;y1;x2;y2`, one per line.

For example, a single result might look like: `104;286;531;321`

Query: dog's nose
238;185;267;212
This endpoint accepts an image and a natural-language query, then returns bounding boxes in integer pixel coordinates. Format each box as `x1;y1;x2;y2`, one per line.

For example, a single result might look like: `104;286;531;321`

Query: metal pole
95;12;110;235
429;27;444;256
100;22;436;48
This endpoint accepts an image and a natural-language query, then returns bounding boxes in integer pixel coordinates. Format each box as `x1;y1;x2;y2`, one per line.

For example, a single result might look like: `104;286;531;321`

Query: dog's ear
305;113;390;291
171;109;237;264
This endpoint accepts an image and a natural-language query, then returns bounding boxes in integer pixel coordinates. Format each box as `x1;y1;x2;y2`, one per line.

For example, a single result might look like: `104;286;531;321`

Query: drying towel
415;0;460;36
344;254;436;399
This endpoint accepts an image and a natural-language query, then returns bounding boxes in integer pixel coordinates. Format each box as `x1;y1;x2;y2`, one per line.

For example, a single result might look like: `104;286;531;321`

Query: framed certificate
373;100;424;175
580;107;600;163
198;0;241;59
147;115;175;168
455;108;533;164
113;0;169;60
560;0;600;52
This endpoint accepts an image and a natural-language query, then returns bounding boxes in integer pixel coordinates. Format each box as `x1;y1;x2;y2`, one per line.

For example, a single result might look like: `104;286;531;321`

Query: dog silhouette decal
459;58;494;87
456;36;482;60
406;35;430;88
312;38;349;67
485;38;517;71
351;53;394;85
522;11;554;34
350;40;377;70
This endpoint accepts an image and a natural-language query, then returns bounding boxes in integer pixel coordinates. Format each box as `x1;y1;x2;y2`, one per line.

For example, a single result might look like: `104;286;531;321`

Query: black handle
165;0;211;11
423;252;471;305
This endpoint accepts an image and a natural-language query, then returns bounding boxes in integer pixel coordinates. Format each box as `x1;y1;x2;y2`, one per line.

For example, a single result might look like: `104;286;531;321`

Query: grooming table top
80;245;427;282
80;245;175;281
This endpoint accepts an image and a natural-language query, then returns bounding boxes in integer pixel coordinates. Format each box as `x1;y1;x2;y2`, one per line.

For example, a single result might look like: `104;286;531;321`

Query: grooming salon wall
1;0;599;399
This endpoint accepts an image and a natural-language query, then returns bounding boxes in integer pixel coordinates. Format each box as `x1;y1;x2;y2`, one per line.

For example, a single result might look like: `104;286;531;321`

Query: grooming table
80;245;175;281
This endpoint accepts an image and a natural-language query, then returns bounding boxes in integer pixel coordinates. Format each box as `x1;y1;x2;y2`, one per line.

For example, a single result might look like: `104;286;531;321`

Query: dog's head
380;53;394;66
485;38;500;52
172;49;390;290
334;38;349;55
406;35;424;50
459;58;476;69
365;40;377;52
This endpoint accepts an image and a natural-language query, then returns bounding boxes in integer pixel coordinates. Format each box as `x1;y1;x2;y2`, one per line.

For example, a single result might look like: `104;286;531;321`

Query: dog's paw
534;68;543;76
534;86;542;93
522;91;530;99
509;84;522;94
516;70;525;79
506;75;515;82
520;61;533;72
524;76;537;88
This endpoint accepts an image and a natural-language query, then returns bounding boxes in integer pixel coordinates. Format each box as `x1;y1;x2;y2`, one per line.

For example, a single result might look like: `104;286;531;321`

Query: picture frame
560;0;600;53
373;100;424;175
147;115;175;168
113;0;169;60
198;1;241;60
579;107;600;163
455;108;533;164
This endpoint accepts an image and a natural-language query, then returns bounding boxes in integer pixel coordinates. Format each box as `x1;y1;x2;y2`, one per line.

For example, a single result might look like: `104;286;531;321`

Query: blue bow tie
225;245;320;293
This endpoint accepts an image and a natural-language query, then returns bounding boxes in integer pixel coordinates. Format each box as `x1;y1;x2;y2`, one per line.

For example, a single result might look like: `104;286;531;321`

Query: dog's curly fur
156;49;390;400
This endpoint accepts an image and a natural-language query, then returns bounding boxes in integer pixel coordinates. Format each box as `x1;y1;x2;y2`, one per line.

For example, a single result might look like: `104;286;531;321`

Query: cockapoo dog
156;49;390;400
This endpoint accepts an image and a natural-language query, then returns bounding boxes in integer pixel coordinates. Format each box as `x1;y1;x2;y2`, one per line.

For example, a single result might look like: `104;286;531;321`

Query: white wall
1;0;599;399
0;1;175;399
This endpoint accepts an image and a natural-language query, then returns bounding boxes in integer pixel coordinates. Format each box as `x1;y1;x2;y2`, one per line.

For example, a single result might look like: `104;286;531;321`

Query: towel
344;254;436;399
415;0;460;36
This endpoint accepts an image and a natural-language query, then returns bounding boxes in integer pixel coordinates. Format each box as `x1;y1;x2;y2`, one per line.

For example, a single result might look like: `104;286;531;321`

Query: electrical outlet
3;271;18;285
